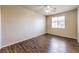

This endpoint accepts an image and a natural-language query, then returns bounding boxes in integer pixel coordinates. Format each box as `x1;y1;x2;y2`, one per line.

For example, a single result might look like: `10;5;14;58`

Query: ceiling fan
43;5;56;14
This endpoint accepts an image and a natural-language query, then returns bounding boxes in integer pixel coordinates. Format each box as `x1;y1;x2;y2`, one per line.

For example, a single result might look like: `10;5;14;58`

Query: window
52;16;65;28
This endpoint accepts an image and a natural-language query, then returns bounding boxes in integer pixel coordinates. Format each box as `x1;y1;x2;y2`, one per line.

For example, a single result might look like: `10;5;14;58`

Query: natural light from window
52;16;65;28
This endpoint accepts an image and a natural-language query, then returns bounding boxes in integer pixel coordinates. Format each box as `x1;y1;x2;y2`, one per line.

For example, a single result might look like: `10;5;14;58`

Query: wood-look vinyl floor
0;34;79;53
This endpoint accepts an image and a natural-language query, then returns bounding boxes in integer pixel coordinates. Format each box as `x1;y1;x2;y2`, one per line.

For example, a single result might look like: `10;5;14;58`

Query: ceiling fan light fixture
47;5;50;9
42;5;57;14
45;9;51;13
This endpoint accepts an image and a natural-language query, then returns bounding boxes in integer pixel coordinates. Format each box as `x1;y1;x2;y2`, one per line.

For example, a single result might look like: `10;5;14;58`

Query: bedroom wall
1;6;46;48
0;6;1;48
77;7;79;43
46;9;77;39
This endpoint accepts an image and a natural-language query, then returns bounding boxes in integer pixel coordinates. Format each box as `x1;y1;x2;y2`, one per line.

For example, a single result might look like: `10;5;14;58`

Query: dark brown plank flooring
0;34;79;53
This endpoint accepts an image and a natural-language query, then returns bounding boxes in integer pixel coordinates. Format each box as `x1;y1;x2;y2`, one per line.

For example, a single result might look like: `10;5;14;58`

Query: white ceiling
21;5;78;16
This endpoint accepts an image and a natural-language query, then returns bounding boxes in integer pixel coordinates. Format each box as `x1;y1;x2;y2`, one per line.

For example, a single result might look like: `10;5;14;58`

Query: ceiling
21;5;78;16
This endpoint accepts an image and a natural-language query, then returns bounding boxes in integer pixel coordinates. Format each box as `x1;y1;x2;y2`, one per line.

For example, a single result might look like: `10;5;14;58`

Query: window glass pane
52;17;58;28
57;16;65;28
52;16;65;28
52;23;58;28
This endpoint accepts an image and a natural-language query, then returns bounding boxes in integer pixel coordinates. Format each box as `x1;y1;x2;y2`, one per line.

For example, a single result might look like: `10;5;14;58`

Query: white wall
1;6;46;48
0;6;1;48
46;9;77;39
